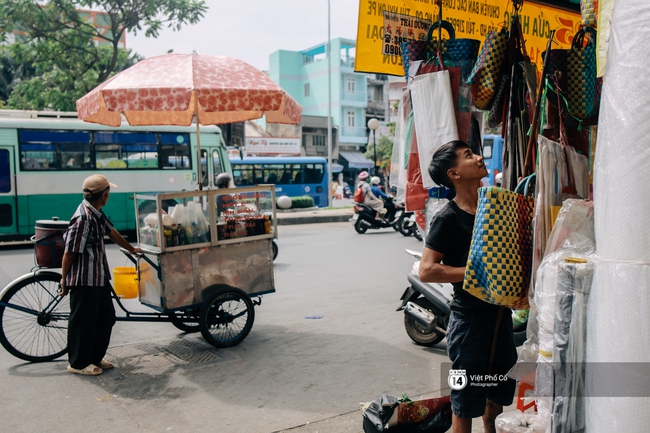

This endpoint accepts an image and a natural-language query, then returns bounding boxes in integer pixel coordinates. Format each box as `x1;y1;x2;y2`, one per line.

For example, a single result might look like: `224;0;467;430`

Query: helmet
370;176;381;185
358;171;369;180
215;172;232;188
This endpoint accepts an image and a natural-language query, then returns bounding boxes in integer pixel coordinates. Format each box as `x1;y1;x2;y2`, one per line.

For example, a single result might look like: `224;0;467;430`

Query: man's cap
358;171;369;180
82;174;117;194
215;172;232;186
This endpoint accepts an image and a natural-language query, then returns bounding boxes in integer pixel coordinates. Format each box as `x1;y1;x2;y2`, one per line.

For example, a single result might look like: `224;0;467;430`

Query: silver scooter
397;249;527;347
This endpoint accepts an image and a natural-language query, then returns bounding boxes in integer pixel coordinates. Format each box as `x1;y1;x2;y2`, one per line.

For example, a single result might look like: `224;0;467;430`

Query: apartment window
313;135;326;146
347;78;355;94
347;111;355;127
304;83;310;97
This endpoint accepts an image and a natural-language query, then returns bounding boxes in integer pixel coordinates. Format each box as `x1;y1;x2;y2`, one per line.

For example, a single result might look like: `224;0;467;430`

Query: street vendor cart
0;184;277;362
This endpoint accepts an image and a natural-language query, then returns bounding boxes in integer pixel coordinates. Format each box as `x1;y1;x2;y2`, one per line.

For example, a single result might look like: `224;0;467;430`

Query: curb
277;213;353;226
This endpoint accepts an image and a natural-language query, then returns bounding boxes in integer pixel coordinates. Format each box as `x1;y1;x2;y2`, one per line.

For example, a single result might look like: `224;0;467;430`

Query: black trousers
68;285;116;369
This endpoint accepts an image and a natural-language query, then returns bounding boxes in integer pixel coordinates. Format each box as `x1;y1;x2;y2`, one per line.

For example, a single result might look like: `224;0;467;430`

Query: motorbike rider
370;176;397;223
356;171;384;220
419;140;517;433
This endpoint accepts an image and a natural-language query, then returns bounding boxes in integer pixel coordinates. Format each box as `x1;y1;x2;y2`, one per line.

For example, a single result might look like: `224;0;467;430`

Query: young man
419;141;517;433
60;174;141;376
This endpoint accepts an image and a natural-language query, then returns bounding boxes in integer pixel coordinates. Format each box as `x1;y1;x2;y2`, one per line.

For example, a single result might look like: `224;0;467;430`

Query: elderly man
60;174;141;376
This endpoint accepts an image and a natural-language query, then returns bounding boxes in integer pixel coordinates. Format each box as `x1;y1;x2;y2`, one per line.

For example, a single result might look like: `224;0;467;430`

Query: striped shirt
63;200;114;287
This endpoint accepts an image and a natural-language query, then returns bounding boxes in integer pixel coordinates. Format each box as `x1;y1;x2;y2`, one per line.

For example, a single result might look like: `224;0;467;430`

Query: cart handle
119;248;140;265
120;247;160;276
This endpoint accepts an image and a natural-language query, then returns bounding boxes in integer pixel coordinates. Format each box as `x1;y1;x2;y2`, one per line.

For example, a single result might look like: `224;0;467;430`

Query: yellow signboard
355;0;582;76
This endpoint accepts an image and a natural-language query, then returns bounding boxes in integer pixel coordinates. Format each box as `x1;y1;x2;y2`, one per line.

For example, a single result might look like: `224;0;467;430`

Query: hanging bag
566;27;597;119
466;28;509;110
426;20;480;78
462;187;535;309
580;0;599;27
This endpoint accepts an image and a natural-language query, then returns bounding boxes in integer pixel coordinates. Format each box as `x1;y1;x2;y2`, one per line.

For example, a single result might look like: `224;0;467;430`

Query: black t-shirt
425;200;502;316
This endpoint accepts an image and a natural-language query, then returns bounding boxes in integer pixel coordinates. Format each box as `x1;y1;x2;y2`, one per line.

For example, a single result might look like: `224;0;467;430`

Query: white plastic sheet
409;70;458;188
588;0;650;430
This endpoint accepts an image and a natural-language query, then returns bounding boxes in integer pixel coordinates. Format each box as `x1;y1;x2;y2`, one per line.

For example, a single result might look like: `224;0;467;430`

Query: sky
126;0;360;72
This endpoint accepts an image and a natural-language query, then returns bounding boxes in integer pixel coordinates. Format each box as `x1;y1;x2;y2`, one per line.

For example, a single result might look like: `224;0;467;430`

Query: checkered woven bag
426;21;480;75
580;0;598;27
567;27;597;119
462;187;535;309
466;28;509;110
401;39;429;79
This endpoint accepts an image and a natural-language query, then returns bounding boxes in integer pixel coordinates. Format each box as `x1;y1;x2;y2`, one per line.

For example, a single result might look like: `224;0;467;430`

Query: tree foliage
0;0;207;110
365;124;395;172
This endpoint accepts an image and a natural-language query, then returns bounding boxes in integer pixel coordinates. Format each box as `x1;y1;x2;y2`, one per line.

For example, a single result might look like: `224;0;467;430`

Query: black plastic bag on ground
363;395;399;432
362;395;452;433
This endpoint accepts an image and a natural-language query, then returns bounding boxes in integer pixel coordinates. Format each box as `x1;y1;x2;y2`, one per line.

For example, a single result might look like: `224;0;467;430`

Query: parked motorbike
353;196;403;234
398;211;414;236
398;249;527;347
401;213;423;241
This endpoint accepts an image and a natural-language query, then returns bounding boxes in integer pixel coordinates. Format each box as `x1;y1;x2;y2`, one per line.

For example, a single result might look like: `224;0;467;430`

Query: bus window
304;164;324;183
233;164;254;186
61;143;92;169
483;138;493;159
263;164;284;184
0;149;9;192
212;150;222;178
288;164;303;183
160;133;191;169
20;143;56;170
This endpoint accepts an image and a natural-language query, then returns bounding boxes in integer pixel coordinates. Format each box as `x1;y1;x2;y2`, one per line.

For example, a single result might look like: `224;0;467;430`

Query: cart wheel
0;272;69;362
199;287;255;348
169;309;201;333
272;240;278;261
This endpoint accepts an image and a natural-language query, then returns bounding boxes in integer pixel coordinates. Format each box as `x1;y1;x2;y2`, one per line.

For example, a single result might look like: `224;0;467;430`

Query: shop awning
339;151;373;169
331;163;344;173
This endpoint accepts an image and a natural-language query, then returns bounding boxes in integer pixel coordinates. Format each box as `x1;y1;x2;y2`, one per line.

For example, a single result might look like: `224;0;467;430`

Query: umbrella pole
195;96;203;191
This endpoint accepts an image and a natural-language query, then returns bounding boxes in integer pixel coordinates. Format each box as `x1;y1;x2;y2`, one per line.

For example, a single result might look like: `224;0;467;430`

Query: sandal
98;360;115;370
67;364;103;376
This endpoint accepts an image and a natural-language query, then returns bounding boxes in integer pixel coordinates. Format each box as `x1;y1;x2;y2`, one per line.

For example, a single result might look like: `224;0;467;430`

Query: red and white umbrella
77;53;302;127
76;53;302;187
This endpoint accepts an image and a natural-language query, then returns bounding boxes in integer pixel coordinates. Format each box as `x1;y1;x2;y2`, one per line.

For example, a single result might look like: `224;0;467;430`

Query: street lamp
327;0;332;207
367;118;379;176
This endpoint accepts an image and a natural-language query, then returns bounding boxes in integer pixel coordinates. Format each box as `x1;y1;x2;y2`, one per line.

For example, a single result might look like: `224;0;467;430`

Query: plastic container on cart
113;266;138;298
33;217;69;268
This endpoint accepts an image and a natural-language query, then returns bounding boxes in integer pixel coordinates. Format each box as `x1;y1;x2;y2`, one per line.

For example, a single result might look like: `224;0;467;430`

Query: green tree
365;129;394;172
0;0;207;110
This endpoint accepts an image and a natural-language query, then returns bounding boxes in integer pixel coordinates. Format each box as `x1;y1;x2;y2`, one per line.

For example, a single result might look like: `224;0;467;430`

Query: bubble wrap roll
588;0;650;430
586;262;650;431
593;0;650;261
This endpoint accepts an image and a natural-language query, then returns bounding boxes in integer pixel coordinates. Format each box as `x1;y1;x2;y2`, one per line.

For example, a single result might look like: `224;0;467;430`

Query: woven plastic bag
580;0;599;27
462;187;535;309
466;28;509;110
567;27;597;118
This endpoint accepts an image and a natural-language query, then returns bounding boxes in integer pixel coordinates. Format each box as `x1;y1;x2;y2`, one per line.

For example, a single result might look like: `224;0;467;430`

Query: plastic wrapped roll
551;260;593;433
588;0;650;431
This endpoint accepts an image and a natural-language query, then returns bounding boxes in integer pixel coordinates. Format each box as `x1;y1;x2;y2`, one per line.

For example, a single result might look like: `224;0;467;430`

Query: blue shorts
446;311;517;418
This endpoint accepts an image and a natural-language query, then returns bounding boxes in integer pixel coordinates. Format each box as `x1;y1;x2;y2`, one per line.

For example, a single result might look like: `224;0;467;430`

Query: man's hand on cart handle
120;246;142;255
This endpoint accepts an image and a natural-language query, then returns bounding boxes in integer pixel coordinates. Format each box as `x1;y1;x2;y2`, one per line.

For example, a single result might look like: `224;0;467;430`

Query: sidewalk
276;198;355;226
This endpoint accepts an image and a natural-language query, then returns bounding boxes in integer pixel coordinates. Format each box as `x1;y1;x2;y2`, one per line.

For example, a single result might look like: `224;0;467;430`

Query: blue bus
230;157;328;207
482;134;504;186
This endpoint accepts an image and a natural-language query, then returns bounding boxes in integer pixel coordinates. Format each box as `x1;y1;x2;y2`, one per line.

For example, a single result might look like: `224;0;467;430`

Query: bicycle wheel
199;287;255;348
0;272;69;362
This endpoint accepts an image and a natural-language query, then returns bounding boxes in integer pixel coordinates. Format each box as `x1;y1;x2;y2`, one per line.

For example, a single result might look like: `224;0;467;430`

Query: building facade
269;38;390;184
